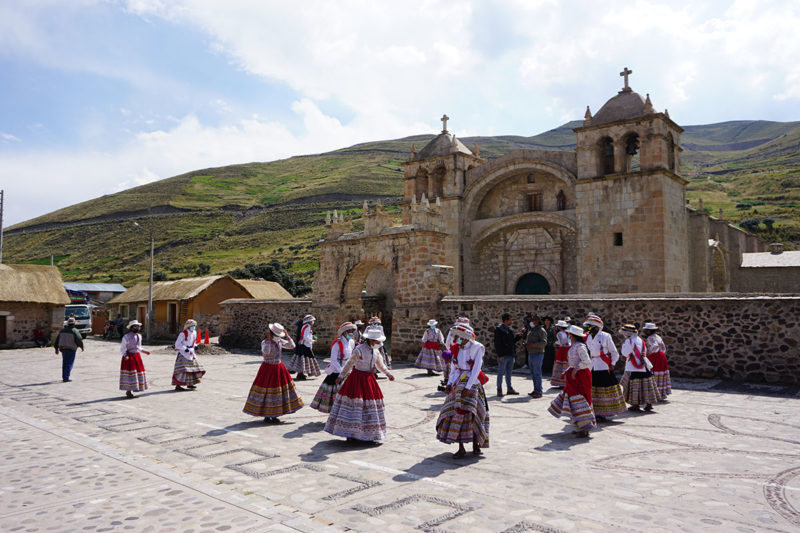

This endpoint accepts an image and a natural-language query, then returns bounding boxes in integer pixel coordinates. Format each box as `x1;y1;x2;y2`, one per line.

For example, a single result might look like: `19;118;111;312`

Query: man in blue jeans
526;315;547;398
54;317;84;382
493;313;520;397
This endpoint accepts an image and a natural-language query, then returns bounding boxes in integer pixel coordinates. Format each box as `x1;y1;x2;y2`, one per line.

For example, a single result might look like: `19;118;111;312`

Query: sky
1;0;799;227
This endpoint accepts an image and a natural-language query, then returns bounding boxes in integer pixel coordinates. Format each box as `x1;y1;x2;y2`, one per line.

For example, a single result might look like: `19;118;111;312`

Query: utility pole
0;189;4;264
148;235;154;343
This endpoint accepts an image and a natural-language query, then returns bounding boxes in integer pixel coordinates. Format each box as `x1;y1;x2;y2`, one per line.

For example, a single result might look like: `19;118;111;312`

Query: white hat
127;320;142;329
427;319;438;327
337;322;356;337
555;320;569;328
268;323;286;338
583;314;603;329
302;314;316;324
566;325;585;337
362;325;386;343
368;316;382;325
450;324;476;341
563;316;572;323
454;316;470;326
66;317;76;325
184;319;197;329
354;320;364;326
642;322;658;331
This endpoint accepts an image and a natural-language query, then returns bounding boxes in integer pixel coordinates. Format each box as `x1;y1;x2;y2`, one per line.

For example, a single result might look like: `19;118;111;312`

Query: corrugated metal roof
741;251;800;268
63;282;127;292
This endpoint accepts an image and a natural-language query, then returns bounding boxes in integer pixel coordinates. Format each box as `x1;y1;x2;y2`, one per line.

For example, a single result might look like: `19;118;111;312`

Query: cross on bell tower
440;114;449;133
620;67;633;92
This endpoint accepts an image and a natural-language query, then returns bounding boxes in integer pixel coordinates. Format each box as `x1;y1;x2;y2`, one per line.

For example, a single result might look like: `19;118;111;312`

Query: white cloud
1;132;21;142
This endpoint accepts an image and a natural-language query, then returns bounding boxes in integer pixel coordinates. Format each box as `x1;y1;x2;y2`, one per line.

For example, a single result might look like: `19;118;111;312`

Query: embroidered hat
454;316;470;326
362;325;386;343
268;323;286;338
184;319;197;329
566;325;585;337
368;316;382;325
619;324;637;337
127;320;142;329
583;314;603;328
337;322;356;337
302;314;316;324
427;319;438;327
66;317;76;325
450;324;476;341
555;320;569;328
642;322;659;331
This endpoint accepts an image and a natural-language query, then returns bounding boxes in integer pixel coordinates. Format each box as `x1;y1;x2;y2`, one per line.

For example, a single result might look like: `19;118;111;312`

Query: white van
64;304;92;336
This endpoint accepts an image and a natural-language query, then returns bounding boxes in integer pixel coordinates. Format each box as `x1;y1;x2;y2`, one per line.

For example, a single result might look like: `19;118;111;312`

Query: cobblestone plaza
1;339;799;532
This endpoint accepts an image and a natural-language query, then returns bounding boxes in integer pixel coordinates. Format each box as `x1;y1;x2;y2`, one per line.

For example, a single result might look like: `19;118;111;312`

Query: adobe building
0;264;70;347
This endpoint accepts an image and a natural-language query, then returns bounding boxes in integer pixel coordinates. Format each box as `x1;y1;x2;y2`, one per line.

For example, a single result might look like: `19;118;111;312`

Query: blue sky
1;0;799;226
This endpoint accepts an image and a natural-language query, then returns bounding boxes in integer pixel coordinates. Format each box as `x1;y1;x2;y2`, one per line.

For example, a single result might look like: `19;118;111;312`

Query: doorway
0;316;6;344
515;273;551;295
168;303;178;334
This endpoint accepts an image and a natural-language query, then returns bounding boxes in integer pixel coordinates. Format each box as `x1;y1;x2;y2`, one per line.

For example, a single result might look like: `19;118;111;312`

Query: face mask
529;322;534;328
131;327;140;333
429;326;435;330
457;338;467;346
189;326;196;332
345;333;354;340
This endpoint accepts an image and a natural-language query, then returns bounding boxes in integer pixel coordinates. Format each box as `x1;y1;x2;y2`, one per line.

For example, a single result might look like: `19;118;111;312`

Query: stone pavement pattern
1;339;799;532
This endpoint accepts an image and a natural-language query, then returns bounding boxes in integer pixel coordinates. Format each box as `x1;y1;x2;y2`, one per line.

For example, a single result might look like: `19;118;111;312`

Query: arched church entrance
341;261;396;348
515;273;551;295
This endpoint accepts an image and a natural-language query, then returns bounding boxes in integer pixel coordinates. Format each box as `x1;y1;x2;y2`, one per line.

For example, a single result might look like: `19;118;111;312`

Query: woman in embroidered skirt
583;314;627;421
288;314;321;381
550;319;571;388
311;322;356;413
119;320;150;399
173;319;206;391
548;325;595;438
324;326;395;442
243;323;303;423
415;319;446;375
436;324;490;458
618;324;660;411
643;322;671;400
438;317;469;392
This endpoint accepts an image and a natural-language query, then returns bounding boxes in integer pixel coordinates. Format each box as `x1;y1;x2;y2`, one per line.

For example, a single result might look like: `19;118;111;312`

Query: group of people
109;310;668;456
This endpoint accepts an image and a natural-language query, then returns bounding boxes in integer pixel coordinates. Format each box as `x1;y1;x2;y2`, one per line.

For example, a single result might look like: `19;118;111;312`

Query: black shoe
187;385;196;390
496;388;503;397
596;415;608;422
437;385;446;392
174;385;185;391
295;374;307;381
628;405;641;412
528;391;543;398
126;391;135;399
63;379;72;382
506;388;519;395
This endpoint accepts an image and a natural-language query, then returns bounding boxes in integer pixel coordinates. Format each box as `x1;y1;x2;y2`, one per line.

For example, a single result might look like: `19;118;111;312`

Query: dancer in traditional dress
310;322;356;413
354;320;366;345
324;326;395;442
243;323;303;423
119;320;149;399
548;325;595;438
173;319;206;391
550;319;571;388
618;324;660;411
367;316;392;370
439;317;469;392
415;319;446;375
584;314;626;421
288;314;321;380
643;322;671;400
436;324;490;458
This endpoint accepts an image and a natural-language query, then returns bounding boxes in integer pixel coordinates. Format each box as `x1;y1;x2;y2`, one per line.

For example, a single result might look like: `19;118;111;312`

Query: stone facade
0;303;64;347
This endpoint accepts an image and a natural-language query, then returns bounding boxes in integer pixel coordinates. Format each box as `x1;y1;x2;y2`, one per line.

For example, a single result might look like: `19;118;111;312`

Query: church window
556;189;566;211
625;133;640;172
600;137;614;175
614;232;623;246
667;133;676;171
528;193;543;212
527;173;536;183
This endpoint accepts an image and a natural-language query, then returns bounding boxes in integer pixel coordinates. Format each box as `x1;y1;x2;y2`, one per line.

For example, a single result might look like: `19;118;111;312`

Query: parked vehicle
64;304;92;336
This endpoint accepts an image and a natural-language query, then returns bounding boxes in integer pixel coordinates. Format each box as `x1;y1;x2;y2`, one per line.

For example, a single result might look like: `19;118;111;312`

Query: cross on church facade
620;67;633;91
441;114;449;133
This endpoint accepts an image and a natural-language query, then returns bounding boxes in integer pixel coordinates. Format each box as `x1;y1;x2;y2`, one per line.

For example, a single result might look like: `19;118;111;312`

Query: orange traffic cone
204;329;210;344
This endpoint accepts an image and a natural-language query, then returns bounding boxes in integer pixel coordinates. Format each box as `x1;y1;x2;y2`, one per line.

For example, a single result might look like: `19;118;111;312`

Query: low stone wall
218;293;800;385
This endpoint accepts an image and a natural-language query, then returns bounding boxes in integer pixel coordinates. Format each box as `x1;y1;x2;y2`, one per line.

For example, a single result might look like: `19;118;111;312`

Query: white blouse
300;323;314;348
326;336;355;374
586;330;619;371
120;332;142;355
446;340;485;390
567;342;592;370
621;336;648;372
555;330;570;348
421;328;445;346
174;329;199;360
646;333;666;354
340;342;391;379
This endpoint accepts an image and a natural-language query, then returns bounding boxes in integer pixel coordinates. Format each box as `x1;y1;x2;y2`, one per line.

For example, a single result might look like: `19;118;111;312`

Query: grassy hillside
5;120;799;287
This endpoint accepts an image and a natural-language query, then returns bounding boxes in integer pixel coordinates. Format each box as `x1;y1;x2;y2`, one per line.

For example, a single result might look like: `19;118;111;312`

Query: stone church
310;70;773;347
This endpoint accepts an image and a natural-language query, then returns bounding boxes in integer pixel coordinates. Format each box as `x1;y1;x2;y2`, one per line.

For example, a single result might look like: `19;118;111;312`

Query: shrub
739;218;761;232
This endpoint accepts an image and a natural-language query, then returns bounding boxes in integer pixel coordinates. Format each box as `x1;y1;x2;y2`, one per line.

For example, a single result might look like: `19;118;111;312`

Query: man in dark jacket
526;316;547;398
54;317;84;382
493;313;520;397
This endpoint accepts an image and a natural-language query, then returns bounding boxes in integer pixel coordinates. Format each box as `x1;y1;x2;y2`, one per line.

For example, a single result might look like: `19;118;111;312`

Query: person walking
618;323;660;411
525;316;547;398
584;314;627;422
324;325;395;443
288;314;321;381
243;323;304;424
53;317;84;382
436;324;490;458
643;323;671;400
310;322;356;413
172;319;206;391
550;319;571;388
119;320;150;398
415;319;446;375
493;313;520;397
548;325;595;438
542;316;556;374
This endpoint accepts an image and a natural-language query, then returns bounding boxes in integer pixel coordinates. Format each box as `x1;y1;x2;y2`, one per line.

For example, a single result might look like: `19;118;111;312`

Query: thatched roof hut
0;264;70;305
235;280;293;299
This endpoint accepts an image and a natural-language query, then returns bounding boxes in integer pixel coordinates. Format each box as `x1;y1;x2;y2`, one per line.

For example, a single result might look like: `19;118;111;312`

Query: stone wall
219;294;800;385
0;303;64;347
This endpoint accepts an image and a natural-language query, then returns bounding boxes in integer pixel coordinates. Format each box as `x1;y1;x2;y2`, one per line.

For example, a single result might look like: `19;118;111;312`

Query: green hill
5;120;799;287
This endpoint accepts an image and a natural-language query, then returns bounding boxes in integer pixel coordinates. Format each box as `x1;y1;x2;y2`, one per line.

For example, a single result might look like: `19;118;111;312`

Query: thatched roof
0;264;71;305
236;280;293;299
108;275;244;304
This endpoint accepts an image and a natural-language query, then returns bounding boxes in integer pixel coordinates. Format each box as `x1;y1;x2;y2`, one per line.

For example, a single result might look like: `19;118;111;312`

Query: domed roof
591;89;651;125
414;132;474;161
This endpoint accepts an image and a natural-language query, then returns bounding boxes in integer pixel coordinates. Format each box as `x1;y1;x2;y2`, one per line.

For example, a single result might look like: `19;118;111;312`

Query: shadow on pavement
15;381;60;387
534;431;594;451
283;421;325;439
394;452;482;481
299;438;381;462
